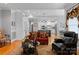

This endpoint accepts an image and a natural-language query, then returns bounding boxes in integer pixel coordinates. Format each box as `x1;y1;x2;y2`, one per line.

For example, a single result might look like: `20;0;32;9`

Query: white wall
11;9;66;39
14;12;24;39
1;10;11;38
29;9;66;34
0;10;2;29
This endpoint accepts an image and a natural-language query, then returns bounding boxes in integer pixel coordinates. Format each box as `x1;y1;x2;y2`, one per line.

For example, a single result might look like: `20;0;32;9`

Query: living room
0;3;79;55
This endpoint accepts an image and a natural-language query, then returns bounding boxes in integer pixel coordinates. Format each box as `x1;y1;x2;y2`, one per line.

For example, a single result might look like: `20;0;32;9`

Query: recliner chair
52;31;78;55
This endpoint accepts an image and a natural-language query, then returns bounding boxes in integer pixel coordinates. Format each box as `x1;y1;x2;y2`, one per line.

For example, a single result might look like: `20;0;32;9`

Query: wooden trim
67;3;79;13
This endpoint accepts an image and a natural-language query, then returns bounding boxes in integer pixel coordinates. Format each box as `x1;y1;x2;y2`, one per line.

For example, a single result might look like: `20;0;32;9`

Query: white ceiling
0;3;77;11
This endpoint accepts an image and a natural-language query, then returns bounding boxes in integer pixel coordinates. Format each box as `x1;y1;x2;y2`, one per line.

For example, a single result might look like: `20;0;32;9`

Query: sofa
38;30;51;37
29;32;48;45
36;37;48;45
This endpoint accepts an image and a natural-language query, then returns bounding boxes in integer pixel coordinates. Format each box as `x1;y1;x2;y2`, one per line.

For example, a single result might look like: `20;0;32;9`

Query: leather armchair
64;32;78;54
52;31;78;55
52;38;64;54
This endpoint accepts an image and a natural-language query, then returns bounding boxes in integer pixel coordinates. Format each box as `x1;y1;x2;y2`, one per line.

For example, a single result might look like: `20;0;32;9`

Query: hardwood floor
36;35;55;55
11;34;79;55
0;40;22;55
0;34;79;55
36;34;79;55
37;45;53;55
37;45;79;55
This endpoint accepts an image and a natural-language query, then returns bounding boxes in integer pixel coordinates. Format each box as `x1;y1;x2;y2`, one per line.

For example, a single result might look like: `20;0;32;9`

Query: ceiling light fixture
28;14;33;18
27;10;34;18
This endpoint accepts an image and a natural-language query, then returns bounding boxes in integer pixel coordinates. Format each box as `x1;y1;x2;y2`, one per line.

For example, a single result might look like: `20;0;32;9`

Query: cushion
63;37;74;44
64;31;75;37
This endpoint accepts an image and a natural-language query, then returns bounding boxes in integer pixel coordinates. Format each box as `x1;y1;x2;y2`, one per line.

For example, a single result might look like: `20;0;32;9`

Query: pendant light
27;10;34;18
